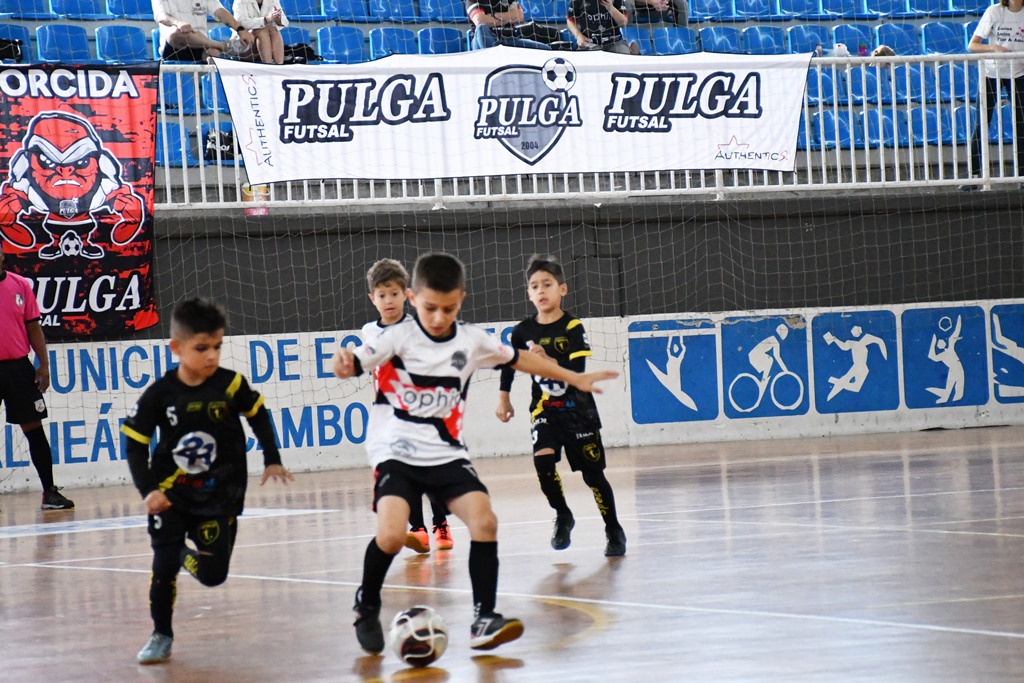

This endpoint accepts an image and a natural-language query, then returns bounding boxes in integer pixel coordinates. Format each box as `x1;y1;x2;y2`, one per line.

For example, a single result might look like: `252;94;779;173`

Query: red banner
0;63;159;339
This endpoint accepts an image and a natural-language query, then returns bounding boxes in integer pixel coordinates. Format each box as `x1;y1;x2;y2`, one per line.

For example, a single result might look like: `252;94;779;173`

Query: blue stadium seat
201;72;230;113
832;23;874;55
108;0;152;19
317;26;368;63
742;25;786;54
937;61;977;102
151;27;160;59
909;106;952;145
699;25;741;53
621;25;654;54
820;0;873;19
281;0;328;20
777;0;828;20
420;0;464;21
161;73;205;114
811;110;865;149
907;0;960;16
520;0;566;21
417;26;463;53
861;108;909;147
805;66;846;105
53;0;109;19
651;26;697;54
921;20;967;53
373;0;428;21
893;62;937;103
280;26;311;45
847;65;894;104
989;102;1014;143
864;0;919;18
964;19;978;46
786;23;831;53
874;22;922;55
95;24;148;63
796;113;813;150
37;24;97;63
689;0;740;22
733;0;785;21
952;104;976;144
201;122;241;166
369;26;416;58
3;0;59;19
325;0;378;20
950;0;992;15
0;23;32;62
155;122;199;168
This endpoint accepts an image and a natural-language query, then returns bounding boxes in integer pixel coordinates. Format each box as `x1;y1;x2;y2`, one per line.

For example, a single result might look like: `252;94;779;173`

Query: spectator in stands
872;45;895;58
625;0;687;27
965;0;1024;187
467;0;551;50
567;0;638;54
233;0;289;64
153;0;255;62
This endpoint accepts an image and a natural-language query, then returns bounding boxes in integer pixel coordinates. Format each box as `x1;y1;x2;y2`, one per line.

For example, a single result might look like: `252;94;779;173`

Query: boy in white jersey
334;252;617;654
361;258;454;554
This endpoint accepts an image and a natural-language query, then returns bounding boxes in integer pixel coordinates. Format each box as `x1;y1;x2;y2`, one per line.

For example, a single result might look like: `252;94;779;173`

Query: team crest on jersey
451;350;468;370
554;336;569;354
15;293;24;307
475;58;582;165
34;399;45;413
207;401;227;422
197;520;220;545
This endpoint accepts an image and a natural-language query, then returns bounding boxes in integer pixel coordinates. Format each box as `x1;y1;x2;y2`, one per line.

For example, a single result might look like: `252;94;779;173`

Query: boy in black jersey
496;255;627;557
334;252;617;655
122;298;293;665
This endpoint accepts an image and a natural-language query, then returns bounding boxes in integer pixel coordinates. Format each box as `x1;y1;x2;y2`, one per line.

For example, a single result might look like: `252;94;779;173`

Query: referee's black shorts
372;458;488;512
0;357;47;424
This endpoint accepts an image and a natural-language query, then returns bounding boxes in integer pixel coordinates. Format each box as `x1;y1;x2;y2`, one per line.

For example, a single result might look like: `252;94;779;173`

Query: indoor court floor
3;426;1024;683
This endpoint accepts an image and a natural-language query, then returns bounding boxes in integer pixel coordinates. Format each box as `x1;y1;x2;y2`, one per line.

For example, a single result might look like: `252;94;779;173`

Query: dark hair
526;254;565;284
411;252;465;293
171;297;227;339
366;258;409;291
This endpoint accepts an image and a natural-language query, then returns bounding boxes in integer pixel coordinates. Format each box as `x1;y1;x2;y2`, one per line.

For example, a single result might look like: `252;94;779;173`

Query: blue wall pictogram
811;311;899;414
628;320;719;424
902;306;988;409
721;316;809;419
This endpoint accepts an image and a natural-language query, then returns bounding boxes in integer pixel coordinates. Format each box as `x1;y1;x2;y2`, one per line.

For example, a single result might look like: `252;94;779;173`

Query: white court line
16;561;1024;641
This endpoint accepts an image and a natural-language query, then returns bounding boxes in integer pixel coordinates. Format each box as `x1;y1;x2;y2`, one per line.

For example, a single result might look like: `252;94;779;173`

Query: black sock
583;470;620;530
469;540;499;616
150;546;181;638
24;426;54;491
360;539;396;606
428;494;449;527
534;453;570;515
408;499;426;531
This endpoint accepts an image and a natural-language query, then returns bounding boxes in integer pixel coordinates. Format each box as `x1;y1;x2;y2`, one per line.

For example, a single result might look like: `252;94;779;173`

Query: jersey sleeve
564;318;591;372
121;383;161;447
469;325;517;370
973;7;994;39
499;323;526;391
352;324;400;374
19;278;40;322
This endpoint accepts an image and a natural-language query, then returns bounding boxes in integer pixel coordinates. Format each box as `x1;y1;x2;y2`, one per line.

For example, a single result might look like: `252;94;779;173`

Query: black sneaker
551;512;575;550
470;611;524;650
604;526;627;557
352;588;384;654
41;486;74;510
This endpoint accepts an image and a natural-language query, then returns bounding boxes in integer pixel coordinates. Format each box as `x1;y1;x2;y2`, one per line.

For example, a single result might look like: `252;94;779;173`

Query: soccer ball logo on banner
542;57;576;92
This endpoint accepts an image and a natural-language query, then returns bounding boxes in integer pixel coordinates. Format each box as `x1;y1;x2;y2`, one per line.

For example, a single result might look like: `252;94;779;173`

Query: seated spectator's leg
471;25;498;50
671;0;688;26
504;37;552;50
268;24;284;65
167;27;226;53
602;40;634;54
252;27;273;63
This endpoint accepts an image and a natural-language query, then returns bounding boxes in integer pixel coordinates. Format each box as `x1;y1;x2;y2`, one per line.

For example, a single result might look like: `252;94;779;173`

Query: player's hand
144;490;172;515
495;395;515;422
333;347;356;378
178;23;194;33
35;366;50;393
571;370;618;394
238;28;256;45
527;340;552;361
261;464;294;485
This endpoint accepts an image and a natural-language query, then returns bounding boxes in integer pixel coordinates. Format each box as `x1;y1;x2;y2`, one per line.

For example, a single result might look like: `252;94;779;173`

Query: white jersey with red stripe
360;314;411;464
353;316;517;467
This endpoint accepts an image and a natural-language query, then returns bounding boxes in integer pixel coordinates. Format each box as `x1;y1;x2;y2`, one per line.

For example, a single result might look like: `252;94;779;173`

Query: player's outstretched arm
512;350;618;394
261;464;294;485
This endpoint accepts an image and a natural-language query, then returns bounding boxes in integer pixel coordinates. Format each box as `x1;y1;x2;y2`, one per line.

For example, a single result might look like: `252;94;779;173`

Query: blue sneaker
137;632;173;664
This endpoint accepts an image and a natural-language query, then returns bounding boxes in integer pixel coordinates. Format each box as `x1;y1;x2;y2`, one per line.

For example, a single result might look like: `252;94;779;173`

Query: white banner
215;48;811;184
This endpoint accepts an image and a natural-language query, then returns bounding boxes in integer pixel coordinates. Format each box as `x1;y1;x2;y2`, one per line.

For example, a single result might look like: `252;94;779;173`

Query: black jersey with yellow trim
499;312;602;429
121;367;268;516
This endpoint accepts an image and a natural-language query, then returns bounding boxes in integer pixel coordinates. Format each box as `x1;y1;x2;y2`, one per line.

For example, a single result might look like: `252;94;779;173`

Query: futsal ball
542;57;577;92
388;605;448;668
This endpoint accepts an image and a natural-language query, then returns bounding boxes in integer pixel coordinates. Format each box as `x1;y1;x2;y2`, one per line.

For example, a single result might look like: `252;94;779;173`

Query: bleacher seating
786;23;831;53
909;106;951;145
96;24;149;63
52;0;109;20
161;72;204;114
0;22;32;61
907;0;962;18
921;20;967;53
864;0;921;19
651;25;697;54
699;25;742;52
689;0;740;23
832;22;873;54
419;0;464;22
317;25;368;62
952;104;975;144
280;26;312;45
520;0;565;22
950;0;991;15
373;0;428;22
990;102;1014;144
741;24;786;54
847;65;894;104
811;110;865;150
862;108;908;147
156;122;199;167
200;121;241;166
937;61;977;102
282;0;329;21
201;72;230;113
3;0;59;20
369;25;416;58
417;26;462;53
107;0;154;19
733;0;785;22
621;25;654;54
805;67;844;105
36;23;96;62
778;0;827;21
875;22;922;54
893;62;936;103
326;0;378;21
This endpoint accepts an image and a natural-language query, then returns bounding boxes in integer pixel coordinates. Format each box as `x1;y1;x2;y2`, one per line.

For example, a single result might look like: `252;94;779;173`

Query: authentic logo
714;135;787;164
603;71;762;133
278;73;450;144
475;57;583;165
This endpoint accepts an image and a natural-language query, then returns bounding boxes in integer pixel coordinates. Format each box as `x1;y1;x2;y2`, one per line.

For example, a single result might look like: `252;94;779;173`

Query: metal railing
156;53;1022;211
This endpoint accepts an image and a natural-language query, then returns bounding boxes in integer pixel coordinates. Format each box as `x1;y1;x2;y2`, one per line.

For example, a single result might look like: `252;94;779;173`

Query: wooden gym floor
3;426;1024;683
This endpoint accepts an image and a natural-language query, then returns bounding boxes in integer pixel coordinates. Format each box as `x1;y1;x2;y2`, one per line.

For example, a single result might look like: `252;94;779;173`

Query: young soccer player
362;258;454;554
333;252;617;654
495;255;627;557
122;298;293;665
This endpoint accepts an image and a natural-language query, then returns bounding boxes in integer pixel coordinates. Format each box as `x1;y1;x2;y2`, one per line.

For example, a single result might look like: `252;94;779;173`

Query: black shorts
162;43;207;63
0;357;47;425
532;417;606;473
148;505;238;553
372;459;488;512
